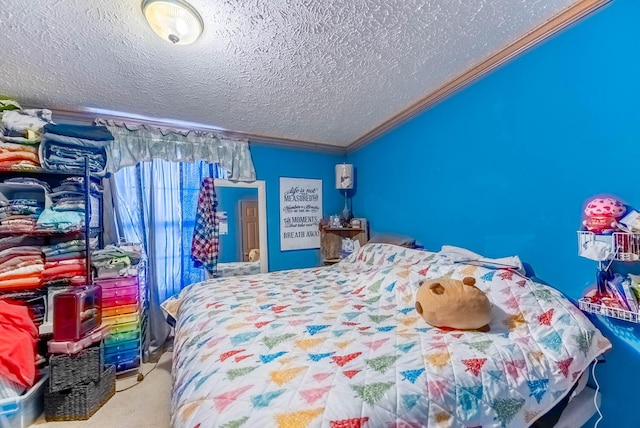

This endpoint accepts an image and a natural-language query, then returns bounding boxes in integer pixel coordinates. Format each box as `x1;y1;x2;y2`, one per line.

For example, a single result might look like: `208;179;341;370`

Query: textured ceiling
0;0;577;147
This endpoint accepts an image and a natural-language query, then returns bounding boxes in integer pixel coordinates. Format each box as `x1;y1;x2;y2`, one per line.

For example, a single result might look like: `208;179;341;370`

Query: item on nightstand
582;196;626;234
339;237;360;259
415;276;492;332
329;215;341;228
53;285;101;342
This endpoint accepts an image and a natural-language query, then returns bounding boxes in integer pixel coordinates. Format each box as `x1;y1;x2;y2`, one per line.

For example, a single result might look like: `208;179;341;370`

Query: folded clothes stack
91;244;143;279
0;142;40;168
0;237;45;291
0;191;44;234
0;164;104;235
42;239;87;287
3;177;51;192
0;99;53;169
41;123;112;176
0;177;85;233
36;176;102;233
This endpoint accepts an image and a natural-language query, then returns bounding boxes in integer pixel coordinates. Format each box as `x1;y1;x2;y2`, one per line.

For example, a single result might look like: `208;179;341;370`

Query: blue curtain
114;159;226;360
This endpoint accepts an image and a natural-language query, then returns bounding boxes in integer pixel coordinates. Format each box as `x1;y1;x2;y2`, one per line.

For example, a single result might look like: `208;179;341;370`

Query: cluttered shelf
578;231;640;322
577;196;640;323
0;103;115;425
578;298;639;323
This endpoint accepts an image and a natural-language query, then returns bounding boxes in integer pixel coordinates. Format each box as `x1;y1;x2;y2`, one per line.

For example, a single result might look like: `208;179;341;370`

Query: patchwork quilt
171;243;611;428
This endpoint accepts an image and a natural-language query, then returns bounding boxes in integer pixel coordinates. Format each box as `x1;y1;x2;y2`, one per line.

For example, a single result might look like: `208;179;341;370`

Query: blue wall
349;1;640;425
250;143;345;272
217;187;256;263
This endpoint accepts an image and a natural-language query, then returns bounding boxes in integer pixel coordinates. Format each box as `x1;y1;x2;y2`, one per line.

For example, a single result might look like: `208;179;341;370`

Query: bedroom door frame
215;179;268;273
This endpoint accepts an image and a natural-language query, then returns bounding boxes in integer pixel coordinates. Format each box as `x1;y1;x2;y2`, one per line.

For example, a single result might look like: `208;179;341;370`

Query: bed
215;261;261;278
171;243;611;427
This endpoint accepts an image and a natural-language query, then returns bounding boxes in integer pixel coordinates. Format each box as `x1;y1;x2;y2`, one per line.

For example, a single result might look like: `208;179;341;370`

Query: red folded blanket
0;300;38;388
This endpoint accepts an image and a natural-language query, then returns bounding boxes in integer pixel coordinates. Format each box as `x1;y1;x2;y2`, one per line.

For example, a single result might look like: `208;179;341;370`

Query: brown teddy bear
415;276;492;332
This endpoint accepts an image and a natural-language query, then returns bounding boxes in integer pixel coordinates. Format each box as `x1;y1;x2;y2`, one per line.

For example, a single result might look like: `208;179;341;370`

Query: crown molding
346;0;610;153
248;138;347;154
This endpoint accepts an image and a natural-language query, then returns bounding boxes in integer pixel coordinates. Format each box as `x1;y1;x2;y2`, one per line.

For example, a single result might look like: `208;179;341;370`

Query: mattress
171;243;611;427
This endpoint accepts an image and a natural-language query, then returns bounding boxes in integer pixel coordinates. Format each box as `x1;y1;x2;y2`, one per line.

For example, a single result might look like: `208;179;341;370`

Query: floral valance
95;118;256;181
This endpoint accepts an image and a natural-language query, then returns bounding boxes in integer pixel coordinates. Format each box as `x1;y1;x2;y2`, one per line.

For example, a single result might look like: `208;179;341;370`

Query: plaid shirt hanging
191;177;219;275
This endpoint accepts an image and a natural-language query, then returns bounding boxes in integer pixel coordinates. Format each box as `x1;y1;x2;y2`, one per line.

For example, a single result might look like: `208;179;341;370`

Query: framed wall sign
279;177;323;251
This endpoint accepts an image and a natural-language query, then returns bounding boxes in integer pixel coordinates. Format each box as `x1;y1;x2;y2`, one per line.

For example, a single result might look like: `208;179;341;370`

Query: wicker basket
49;343;103;392
44;365;115;421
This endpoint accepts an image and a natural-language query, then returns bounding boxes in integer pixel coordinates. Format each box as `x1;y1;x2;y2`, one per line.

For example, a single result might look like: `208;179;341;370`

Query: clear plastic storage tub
0;371;49;428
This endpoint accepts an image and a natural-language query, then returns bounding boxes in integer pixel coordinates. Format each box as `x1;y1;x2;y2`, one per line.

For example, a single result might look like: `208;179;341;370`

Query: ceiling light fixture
142;0;204;45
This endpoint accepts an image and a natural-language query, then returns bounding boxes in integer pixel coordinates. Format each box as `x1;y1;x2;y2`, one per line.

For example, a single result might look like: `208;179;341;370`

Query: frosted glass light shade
335;164;354;190
142;0;204;45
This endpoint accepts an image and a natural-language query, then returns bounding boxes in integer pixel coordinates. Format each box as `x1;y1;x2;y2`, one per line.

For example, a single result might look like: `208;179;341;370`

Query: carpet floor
33;351;172;428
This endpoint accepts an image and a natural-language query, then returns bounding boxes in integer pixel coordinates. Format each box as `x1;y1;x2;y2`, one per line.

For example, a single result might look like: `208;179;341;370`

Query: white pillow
439;245;525;274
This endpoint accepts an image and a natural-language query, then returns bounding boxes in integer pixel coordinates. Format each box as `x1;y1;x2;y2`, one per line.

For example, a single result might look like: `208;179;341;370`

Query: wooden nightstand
320;220;369;265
